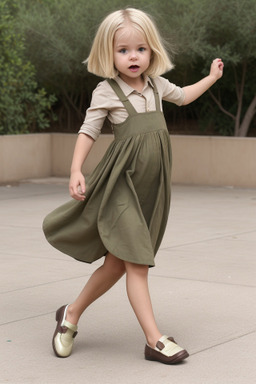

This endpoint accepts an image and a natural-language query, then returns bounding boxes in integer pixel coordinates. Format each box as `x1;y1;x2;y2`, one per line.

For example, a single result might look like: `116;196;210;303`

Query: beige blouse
79;76;185;141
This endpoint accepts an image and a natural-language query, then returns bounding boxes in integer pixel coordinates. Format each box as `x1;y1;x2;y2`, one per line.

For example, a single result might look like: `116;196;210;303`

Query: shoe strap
156;335;183;354
63;320;78;332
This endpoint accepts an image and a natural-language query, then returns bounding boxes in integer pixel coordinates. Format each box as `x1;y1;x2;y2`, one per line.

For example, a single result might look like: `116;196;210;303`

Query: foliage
16;0;256;136
17;0;158;130
159;0;256;136
0;0;56;135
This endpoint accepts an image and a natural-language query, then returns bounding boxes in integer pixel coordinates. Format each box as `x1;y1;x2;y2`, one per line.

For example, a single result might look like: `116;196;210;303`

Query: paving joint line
190;328;256;356
160;228;256;251
150;274;256;288
0;251;82;263
0;311;56;327
0;274;92;295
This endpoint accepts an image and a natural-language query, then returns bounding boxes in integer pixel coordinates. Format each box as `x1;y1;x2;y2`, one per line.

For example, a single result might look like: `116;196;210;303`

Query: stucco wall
0;134;51;184
1;133;256;188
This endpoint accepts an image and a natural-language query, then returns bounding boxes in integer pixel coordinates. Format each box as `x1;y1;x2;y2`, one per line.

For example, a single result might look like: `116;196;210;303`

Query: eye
119;48;127;54
138;47;146;52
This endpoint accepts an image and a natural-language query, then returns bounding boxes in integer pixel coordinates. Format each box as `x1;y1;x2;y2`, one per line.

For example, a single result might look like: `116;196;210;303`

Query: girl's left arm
182;58;224;105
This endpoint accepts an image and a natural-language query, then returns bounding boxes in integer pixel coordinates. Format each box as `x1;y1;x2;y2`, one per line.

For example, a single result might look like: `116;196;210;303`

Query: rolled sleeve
78;123;100;141
78;82;110;140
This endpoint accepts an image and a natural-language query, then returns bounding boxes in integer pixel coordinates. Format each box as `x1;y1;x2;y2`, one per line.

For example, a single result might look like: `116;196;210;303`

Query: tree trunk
238;94;256;136
234;62;246;136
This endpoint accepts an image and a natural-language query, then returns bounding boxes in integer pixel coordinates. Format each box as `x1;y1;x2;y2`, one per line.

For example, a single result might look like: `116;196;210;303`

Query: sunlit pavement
1;179;256;384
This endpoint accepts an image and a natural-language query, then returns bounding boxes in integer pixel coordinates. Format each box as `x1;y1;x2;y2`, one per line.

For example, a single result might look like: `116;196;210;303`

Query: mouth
129;65;140;72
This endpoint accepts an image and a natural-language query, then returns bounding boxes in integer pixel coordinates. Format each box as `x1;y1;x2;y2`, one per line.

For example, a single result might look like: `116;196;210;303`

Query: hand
210;58;224;81
69;171;86;201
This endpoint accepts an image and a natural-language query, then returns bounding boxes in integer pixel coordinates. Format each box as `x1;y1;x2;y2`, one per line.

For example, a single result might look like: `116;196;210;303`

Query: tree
17;0;157;130
158;0;256;136
0;0;56;134
17;0;256;136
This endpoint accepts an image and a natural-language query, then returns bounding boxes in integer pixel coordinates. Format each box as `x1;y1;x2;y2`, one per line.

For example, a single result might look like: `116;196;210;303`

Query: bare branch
232;64;240;101
208;89;236;120
236;62;247;119
62;89;84;120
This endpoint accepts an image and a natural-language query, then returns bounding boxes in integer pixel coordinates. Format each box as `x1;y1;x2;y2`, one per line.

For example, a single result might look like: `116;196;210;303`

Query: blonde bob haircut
85;8;174;78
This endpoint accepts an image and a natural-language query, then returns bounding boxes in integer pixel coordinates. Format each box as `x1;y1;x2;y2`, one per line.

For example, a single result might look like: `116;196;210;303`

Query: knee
104;253;126;277
113;262;126;277
124;262;149;278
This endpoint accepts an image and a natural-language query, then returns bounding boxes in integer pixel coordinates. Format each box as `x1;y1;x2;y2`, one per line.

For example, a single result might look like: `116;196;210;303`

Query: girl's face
113;25;151;87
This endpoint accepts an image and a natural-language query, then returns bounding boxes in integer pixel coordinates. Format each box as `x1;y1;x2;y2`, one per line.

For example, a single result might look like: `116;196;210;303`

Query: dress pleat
43;79;172;267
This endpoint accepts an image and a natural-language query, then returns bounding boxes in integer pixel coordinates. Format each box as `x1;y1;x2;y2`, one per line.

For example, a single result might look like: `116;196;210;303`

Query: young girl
43;8;223;364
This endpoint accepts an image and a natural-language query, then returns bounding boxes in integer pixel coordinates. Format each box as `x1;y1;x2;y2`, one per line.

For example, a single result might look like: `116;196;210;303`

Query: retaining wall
1;133;255;188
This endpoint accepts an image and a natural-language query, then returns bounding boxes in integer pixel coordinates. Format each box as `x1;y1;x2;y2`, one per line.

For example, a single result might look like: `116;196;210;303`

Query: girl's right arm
69;133;95;201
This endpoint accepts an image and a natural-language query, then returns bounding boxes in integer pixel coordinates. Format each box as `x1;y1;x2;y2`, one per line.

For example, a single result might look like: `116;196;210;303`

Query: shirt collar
114;75;154;96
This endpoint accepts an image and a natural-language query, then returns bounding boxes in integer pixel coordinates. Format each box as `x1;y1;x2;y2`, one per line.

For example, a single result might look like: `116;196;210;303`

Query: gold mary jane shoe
52;305;78;358
145;335;189;364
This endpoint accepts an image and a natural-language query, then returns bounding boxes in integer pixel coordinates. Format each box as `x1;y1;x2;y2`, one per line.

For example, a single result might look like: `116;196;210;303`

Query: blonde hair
85;8;174;78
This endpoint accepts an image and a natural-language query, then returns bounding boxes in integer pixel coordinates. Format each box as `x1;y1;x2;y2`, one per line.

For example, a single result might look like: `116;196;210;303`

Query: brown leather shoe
145;335;189;364
52;305;78;358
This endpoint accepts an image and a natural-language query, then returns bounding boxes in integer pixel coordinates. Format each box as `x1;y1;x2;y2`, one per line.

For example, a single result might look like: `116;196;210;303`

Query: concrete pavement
1;179;256;384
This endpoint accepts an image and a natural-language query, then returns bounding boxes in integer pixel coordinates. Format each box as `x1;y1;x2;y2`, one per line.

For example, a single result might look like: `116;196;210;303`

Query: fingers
219;61;224;71
212;58;224;70
212;58;222;63
70;185;86;201
216;58;224;70
211;58;224;79
69;174;86;201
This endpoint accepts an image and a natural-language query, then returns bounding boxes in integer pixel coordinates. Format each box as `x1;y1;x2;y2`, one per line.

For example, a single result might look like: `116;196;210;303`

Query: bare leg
66;253;125;324
124;261;162;348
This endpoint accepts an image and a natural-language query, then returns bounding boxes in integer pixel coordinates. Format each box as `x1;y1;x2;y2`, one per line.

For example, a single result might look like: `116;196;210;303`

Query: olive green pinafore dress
43;79;172;267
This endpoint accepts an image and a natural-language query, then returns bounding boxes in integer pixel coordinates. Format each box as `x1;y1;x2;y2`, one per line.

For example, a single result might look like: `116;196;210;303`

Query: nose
129;50;138;60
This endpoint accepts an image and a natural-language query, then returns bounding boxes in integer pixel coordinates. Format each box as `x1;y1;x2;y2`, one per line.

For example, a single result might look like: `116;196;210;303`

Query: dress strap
107;78;161;115
150;78;161;112
107;79;137;116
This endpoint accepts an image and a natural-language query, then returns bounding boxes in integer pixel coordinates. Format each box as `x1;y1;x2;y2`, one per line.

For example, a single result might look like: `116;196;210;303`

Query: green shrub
0;0;56;134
